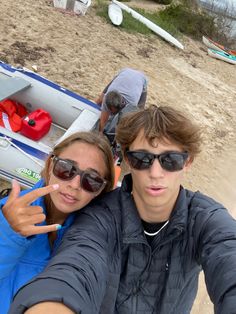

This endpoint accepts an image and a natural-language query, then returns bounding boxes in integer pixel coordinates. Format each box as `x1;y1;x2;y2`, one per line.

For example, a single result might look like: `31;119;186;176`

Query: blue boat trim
0;132;48;160
0;61;101;111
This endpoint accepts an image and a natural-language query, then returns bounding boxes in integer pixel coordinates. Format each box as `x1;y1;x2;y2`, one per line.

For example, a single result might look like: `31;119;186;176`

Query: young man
96;67;148;132
10;106;236;314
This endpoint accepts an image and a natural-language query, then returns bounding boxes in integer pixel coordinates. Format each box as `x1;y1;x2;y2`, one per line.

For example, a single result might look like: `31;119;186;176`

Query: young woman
0;131;115;314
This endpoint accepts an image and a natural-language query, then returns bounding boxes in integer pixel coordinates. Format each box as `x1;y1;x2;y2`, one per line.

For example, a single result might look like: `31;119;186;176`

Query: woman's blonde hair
41;131;115;194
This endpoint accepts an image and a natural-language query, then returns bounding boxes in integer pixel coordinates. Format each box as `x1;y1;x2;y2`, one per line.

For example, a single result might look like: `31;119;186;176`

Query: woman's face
48;141;107;215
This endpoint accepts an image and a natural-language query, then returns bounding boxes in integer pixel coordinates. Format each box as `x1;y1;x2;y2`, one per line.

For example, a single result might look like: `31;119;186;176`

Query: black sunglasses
52;157;107;193
125;150;189;172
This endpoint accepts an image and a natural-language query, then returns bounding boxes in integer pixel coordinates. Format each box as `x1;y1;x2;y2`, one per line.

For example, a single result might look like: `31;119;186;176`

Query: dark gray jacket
10;175;236;314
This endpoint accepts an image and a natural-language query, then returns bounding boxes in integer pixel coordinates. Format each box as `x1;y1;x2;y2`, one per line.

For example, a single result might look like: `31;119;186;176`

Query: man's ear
184;157;193;171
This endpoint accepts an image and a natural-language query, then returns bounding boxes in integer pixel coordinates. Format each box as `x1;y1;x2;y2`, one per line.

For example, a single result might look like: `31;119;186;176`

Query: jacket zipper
152;227;183;255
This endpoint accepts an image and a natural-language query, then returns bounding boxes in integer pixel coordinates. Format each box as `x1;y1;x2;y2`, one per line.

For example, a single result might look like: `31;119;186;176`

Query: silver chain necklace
144;220;169;236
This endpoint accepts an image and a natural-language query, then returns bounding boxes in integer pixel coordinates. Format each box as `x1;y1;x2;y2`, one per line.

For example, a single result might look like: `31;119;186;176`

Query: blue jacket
0;180;75;314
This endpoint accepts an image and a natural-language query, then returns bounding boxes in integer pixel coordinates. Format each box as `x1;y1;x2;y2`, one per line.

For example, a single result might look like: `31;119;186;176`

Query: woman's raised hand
2;180;60;237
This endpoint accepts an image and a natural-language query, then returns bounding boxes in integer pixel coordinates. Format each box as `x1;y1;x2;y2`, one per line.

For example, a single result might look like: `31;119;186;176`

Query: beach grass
95;0;225;41
95;0;180;38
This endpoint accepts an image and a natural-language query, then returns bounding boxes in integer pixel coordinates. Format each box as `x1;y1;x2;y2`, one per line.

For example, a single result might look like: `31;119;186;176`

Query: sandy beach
0;0;236;312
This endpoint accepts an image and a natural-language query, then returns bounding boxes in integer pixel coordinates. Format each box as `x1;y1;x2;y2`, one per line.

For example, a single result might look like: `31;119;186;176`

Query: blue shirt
0;180;76;314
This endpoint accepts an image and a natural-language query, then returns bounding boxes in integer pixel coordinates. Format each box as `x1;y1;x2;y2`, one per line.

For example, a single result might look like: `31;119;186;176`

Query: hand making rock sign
0;131;115;314
2;179;60;237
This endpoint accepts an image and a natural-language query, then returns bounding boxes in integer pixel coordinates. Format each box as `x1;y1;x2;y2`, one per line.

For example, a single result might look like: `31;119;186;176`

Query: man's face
127;130;191;222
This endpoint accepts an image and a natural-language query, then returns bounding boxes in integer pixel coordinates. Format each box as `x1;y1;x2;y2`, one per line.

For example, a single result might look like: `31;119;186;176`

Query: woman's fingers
18;224;62;237
20;206;44;216
2;182;60;237
13;213;46;228
17;184;59;207
8;210;62;237
6;179;21;204
3;183;59;213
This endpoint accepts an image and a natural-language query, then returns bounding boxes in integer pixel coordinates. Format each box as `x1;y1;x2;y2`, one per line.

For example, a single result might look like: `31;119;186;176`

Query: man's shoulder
97;188;121;208
189;190;224;211
185;189;228;224
71;189;121;232
86;188;121;213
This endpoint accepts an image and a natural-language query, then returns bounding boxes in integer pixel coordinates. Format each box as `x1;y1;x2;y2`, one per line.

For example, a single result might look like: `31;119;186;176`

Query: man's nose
149;158;165;177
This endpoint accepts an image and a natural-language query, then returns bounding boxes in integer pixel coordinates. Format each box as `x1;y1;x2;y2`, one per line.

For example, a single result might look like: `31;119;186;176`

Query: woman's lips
60;192;78;204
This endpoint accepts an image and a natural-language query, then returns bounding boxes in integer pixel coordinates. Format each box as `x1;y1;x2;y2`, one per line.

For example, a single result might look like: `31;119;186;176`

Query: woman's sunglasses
125;150;189;172
52;156;107;193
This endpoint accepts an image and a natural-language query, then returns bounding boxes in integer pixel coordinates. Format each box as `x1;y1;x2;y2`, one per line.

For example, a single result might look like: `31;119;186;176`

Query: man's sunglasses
52;156;107;193
125;150;189;172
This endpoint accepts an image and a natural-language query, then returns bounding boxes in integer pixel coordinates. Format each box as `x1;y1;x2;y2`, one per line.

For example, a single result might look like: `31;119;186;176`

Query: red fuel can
20;109;52;141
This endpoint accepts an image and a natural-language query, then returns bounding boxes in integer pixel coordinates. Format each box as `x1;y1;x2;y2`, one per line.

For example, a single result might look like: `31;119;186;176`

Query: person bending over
0;131;114;314
10;106;236;314
96;67;148;132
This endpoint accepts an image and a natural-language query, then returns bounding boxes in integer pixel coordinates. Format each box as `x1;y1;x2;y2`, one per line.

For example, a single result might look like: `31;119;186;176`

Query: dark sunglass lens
54;159;76;180
127;152;152;170
160;153;186;172
82;172;104;193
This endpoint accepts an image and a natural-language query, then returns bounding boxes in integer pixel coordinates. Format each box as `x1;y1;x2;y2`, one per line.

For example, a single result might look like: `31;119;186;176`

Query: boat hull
202;36;236;56
0;61;101;187
207;48;236;65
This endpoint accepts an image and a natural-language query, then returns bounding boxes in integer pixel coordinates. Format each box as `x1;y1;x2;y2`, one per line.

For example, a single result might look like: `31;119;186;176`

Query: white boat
202;35;236;56
112;0;184;50
0;61;101;188
207;48;236;65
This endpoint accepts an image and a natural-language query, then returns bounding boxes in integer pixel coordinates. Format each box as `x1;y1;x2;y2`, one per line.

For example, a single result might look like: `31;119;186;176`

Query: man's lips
146;185;166;196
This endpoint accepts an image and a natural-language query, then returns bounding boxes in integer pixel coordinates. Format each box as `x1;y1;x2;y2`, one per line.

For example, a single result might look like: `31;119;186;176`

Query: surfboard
207;48;236;65
108;3;123;26
112;0;184;50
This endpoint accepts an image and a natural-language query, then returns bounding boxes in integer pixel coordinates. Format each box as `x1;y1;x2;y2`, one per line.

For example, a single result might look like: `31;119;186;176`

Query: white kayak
108;2;123;26
207;48;236;65
112;0;184;50
202;35;236;56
